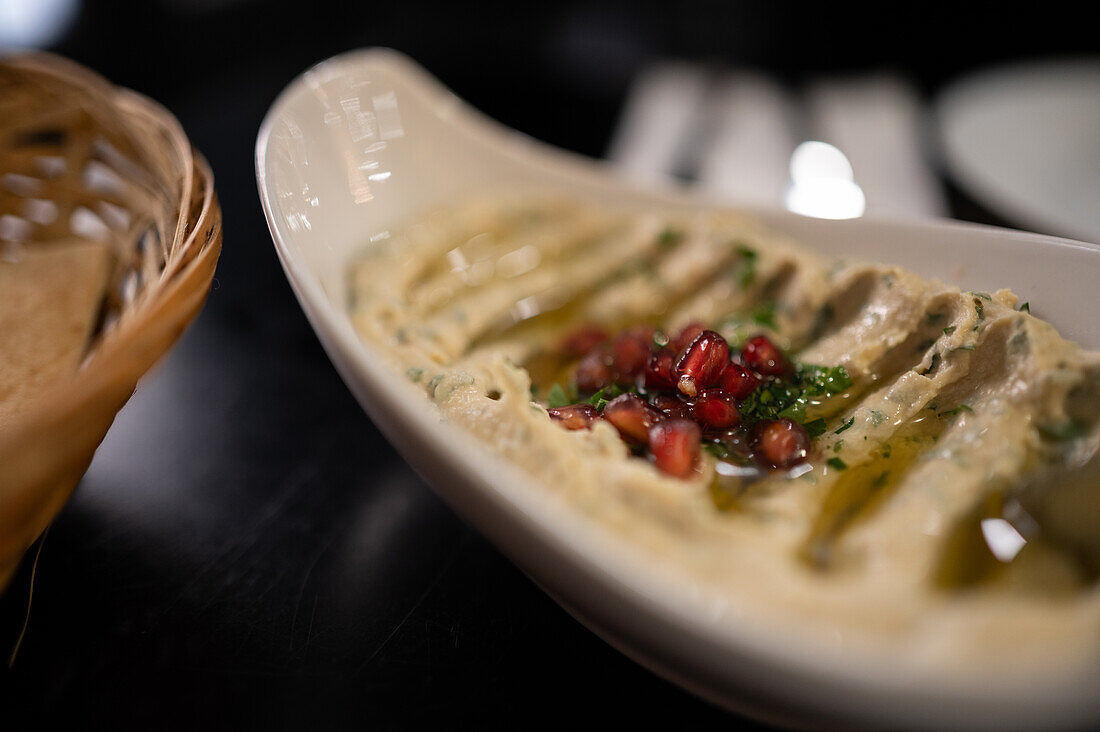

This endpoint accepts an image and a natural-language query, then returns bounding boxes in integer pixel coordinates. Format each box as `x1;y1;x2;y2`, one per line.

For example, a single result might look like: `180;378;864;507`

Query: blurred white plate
257;49;1100;730
936;58;1100;242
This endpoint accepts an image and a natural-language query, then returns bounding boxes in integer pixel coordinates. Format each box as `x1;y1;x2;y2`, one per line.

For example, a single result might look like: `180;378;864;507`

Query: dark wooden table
0;1;1081;728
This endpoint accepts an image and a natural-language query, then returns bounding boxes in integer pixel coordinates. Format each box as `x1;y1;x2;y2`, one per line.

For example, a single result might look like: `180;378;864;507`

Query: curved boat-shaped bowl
256;48;1100;730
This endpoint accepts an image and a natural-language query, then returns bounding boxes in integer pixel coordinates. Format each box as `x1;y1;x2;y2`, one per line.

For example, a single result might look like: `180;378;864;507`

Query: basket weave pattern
0;54;221;590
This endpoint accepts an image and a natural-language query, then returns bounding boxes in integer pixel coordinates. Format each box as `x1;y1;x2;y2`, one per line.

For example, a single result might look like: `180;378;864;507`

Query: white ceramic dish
256;49;1100;730
936;58;1100;243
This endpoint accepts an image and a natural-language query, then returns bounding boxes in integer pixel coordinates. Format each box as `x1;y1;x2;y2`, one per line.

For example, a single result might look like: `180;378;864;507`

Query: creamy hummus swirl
350;196;1100;683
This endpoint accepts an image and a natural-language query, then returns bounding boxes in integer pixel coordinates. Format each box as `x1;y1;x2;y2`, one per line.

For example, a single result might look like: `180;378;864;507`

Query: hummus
349;196;1100;682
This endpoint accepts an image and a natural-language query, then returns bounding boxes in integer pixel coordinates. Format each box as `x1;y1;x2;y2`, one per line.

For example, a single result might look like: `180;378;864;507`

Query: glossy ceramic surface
257;48;1100;730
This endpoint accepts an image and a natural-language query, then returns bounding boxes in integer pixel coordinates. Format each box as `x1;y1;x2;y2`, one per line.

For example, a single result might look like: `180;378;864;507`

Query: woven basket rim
0;52;223;587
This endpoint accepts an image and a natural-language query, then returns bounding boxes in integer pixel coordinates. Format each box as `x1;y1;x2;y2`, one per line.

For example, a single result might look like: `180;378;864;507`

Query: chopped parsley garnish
547;383;570;409
827;457;848;471
715;301;782;338
737;364;852;426
869;409;887;426
750;302;778;330
1019;302;1030;313
797;363;854;395
657;227;683;250
803;418;827;438
585;383;640;410
943;325;957;335
971;291;992;301
733;244;757;289
835;417;855;434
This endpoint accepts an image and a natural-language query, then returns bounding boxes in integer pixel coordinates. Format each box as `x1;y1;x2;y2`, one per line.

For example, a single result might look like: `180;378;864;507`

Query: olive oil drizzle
801;415;946;570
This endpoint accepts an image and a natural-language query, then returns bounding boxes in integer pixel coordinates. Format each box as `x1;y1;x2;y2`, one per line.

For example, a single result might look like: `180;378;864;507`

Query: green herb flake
971;291;993;301
835;417;855;434
803;419;827;438
547;383;570;409
939;404;974;418
882;273;894;289
973;297;985;331
406;367;424;382
833;440;845;453
943;325;957;335
869;409;887;426
1019;302;1031;313
751;302;778;330
657;227;683;251
827;457;848;471
737;363;851;431
733;244;758;289
586;383;637;411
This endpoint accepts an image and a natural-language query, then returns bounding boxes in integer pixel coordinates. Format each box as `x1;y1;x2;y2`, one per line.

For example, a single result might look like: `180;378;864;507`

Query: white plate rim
256;47;1100;730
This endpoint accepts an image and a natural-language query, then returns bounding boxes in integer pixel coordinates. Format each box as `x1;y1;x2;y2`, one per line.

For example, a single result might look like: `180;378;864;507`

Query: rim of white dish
257;47;1100;728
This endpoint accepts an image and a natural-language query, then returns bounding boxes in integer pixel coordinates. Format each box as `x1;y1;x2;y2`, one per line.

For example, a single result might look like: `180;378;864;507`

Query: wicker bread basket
0;54;221;590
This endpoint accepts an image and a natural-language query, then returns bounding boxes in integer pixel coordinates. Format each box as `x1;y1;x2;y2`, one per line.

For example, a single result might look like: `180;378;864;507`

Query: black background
0;1;1095;728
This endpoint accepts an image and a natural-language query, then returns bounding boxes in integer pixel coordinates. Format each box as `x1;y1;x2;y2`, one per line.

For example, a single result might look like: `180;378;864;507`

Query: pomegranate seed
610;329;651;383
560;326;607;357
651;393;692;419
674;330;730;397
575;349;612;393
548;404;600;430
752;418;810;469
693;389;742;430
648;419;701;478
603;393;666;444
741;335;790;377
717;362;760;400
672;321;707;352
645;348;677;390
